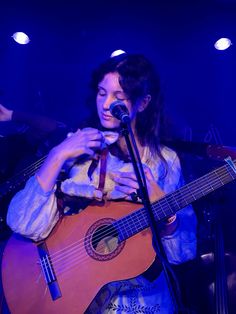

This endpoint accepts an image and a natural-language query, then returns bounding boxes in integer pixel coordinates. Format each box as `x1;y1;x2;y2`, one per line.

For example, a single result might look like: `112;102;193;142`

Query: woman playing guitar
5;53;197;313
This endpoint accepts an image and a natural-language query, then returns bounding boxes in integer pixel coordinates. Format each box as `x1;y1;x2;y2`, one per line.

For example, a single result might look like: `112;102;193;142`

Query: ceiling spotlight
214;38;232;51
110;49;126;58
12;32;30;45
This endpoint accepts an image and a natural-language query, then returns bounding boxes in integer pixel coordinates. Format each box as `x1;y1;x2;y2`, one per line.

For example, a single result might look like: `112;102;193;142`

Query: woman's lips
102;113;113;120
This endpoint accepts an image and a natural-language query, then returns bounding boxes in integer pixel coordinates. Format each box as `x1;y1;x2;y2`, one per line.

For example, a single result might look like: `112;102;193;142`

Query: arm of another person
7;128;104;241
0;104;13;121
0;103;59;135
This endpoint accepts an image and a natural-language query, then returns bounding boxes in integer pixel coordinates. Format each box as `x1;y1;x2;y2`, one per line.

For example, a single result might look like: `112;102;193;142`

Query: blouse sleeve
160;151;197;264
7;175;60;241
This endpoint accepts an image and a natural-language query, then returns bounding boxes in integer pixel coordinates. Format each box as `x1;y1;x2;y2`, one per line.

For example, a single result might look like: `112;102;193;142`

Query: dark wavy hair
88;53;167;160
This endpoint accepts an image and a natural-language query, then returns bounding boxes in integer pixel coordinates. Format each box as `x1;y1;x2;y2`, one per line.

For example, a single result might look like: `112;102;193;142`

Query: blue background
0;0;235;145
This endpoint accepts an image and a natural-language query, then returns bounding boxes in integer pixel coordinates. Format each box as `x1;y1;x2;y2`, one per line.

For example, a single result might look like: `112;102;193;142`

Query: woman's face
96;72;134;129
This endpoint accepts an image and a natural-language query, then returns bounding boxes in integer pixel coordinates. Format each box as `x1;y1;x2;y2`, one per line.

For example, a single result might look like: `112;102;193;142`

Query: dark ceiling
0;0;236;145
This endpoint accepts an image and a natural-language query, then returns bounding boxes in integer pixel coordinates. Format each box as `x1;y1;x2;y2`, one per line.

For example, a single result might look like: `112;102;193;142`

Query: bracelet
165;214;177;225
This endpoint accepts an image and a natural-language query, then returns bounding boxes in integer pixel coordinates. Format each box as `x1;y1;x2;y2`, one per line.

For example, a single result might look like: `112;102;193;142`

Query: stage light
214;37;232;50
12;32;30;45
110;49;126;57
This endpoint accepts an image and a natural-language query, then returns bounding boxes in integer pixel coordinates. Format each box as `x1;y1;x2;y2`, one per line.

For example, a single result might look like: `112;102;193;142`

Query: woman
7;53;197;313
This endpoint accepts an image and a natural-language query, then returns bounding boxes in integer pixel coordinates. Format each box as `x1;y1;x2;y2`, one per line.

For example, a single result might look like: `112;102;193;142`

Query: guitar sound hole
92;225;118;255
85;218;125;261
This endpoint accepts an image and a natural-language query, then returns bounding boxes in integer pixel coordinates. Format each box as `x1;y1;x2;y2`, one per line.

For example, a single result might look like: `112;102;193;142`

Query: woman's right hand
36;127;104;192
53;127;104;162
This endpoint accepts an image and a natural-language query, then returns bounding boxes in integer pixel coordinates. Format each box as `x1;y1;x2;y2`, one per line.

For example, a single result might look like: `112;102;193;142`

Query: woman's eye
115;92;126;101
98;89;106;96
116;96;125;101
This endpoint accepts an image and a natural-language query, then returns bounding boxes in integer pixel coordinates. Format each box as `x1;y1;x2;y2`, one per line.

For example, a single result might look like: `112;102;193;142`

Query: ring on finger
130;191;138;202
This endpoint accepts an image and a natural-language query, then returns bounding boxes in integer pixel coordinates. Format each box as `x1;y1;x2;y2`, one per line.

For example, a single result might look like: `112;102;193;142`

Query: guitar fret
214;170;226;187
117;218;130;241
206;175;215;193
115;161;236;242
214;169;225;186
186;184;197;201
157;200;167;218
199;185;206;196
162;196;174;214
226;165;236;180
116;209;148;241
0;155;47;198
175;187;189;207
135;210;143;231
156;196;176;219
169;193;181;210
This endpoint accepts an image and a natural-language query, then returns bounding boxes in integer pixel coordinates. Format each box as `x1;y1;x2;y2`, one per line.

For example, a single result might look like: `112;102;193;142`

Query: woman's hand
37;127;104;192
53;127;104;162
0;104;13;121
110;165;165;202
110;165;177;233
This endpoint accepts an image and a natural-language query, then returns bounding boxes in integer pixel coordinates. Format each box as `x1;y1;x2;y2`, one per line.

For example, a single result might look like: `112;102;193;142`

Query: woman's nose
103;95;115;110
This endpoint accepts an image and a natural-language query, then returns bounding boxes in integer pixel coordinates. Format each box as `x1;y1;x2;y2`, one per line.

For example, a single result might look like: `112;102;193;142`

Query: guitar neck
115;160;236;242
0;155;47;198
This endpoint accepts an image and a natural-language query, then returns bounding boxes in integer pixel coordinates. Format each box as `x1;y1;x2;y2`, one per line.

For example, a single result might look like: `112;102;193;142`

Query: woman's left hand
110;165;165;202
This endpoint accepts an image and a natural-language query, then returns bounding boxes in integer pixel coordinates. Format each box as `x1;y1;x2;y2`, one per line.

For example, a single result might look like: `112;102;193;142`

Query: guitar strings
41;165;235;277
49;162;234;262
0;155;47;195
9;156;47;179
49;164;233;265
48;206;152;277
51;164;234;264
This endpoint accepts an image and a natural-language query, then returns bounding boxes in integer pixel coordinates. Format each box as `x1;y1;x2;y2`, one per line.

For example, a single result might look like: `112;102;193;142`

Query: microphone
109;100;130;123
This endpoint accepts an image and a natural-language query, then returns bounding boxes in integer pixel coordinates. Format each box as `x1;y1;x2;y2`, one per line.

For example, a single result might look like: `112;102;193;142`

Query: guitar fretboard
0;156;47;198
115;161;236;241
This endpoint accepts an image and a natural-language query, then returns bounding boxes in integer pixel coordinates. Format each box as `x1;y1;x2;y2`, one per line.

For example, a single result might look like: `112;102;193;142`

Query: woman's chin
100;120;120;130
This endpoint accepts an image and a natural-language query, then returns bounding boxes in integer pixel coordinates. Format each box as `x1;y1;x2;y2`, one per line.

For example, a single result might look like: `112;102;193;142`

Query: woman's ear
138;95;151;112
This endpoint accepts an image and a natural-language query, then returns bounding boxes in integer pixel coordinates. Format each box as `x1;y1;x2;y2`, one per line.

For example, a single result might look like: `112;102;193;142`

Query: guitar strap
98;148;109;192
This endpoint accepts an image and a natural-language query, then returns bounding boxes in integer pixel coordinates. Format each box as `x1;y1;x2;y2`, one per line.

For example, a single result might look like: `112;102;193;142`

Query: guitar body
2;201;155;314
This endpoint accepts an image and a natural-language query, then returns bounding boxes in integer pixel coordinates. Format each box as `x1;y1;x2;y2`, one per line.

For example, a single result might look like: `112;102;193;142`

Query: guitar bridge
37;242;62;301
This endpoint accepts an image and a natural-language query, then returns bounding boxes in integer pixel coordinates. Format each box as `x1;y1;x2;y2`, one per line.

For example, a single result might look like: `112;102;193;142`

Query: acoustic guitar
1;158;236;313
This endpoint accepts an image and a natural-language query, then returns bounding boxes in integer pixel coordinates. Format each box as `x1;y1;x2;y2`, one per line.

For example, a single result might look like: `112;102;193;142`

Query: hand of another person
110;165;165;203
0;104;13;121
53;127;105;162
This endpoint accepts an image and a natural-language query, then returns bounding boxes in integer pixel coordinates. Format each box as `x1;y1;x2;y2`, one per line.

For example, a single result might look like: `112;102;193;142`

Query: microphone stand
120;121;185;314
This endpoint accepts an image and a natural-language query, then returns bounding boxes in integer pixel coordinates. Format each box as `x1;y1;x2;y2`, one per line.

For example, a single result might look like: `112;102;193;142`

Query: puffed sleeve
7;175;60;241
